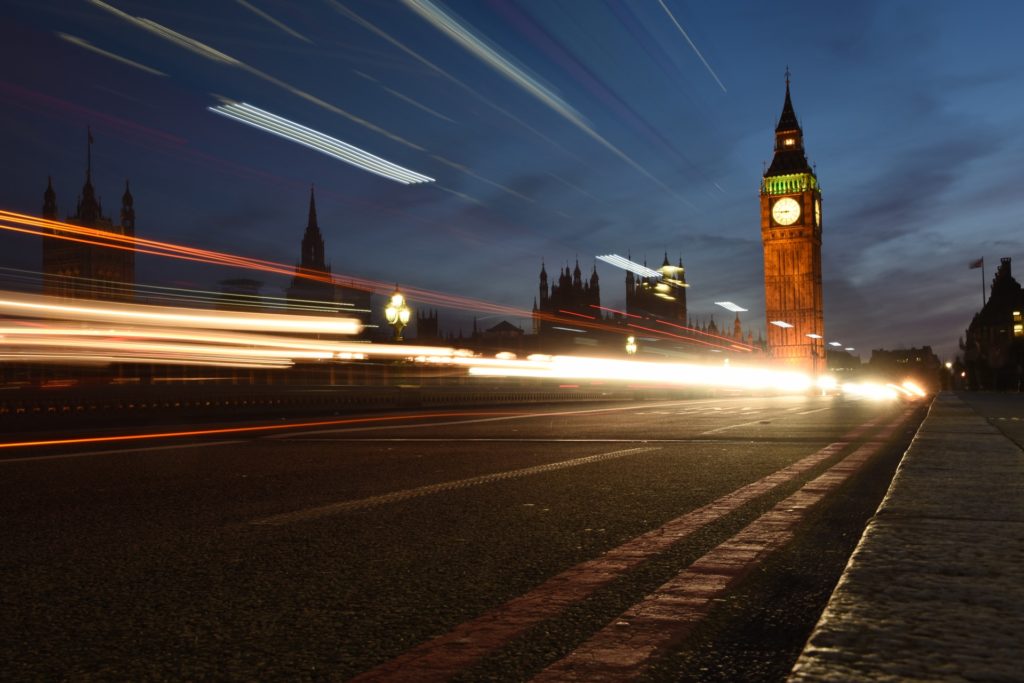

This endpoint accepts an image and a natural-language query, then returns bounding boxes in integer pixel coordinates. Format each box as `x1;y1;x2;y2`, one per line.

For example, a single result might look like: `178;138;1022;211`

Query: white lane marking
0;440;247;464
266;399;733;440
250;445;659;526
700;404;831;435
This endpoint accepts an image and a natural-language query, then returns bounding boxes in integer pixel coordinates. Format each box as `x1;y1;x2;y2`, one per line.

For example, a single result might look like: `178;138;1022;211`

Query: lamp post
384;287;411;341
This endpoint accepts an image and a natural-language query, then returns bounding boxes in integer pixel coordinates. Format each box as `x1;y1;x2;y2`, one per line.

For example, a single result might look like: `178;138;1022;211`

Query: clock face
815;198;821;226
772;197;801;226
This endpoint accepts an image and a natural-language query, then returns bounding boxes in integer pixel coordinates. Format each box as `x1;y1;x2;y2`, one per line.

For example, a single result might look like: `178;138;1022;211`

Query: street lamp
625;335;637;355
384;287;411;341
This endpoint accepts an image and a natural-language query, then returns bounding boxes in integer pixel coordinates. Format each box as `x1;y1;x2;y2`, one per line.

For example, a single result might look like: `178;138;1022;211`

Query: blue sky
2;0;1022;361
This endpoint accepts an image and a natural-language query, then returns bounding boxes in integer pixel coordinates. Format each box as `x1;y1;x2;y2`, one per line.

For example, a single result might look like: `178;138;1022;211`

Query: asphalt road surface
0;394;925;681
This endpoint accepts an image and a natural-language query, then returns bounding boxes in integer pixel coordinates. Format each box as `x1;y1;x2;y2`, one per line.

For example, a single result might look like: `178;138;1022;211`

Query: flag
969;258;983;269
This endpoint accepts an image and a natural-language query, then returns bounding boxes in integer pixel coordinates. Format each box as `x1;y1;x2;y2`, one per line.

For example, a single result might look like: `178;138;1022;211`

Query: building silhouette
285;187;373;330
533;259;600;335
41;131;135;301
760;73;824;374
625;253;687;323
961;257;1024;390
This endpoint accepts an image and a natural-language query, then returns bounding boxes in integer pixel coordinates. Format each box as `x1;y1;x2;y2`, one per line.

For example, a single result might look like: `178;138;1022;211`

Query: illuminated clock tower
760;73;824;374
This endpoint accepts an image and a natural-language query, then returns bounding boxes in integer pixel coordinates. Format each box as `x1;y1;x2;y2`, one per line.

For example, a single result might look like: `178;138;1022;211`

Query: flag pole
981;259;986;307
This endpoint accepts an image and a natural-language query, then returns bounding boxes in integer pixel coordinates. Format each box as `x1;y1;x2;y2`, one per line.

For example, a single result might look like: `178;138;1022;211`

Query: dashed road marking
251;446;658;526
532;408;917;682
346;414;899;682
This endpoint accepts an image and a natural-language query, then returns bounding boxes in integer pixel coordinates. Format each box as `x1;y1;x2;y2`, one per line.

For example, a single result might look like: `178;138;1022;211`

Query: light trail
399;0;691;205
0;411;519;450
596;254;663;279
0;210;750;350
0;291;361;335
656;0;727;93
90;0;535;205
235;0;312;43
57;33;166;76
209;101;434;184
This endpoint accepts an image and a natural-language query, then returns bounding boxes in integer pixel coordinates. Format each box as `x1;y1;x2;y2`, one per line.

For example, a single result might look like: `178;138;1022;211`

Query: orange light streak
0;208;754;350
0;411;521;450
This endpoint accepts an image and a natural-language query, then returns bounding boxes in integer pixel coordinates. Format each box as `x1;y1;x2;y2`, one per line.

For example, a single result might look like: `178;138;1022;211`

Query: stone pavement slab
789;393;1024;683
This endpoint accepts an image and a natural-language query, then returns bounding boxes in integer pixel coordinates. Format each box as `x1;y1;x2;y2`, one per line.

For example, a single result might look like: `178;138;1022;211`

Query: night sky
2;0;1023;362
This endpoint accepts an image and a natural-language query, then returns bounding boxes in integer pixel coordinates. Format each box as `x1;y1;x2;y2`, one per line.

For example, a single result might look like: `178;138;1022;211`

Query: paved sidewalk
789;392;1024;682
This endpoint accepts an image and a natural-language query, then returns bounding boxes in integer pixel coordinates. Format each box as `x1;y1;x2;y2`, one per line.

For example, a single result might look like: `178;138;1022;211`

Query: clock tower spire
760;72;825;375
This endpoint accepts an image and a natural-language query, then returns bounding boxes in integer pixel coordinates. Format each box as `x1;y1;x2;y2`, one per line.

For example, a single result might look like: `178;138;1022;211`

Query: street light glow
715;301;748;312
770;320;793;328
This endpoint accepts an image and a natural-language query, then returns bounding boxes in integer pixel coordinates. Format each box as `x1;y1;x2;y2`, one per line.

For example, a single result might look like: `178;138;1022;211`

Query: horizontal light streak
468;355;814;393
0;291;361;335
828;341;843;347
714;301;747;312
770;320;794;328
806;333;822;339
209;102;434;185
596;254;662;279
0;411;516;450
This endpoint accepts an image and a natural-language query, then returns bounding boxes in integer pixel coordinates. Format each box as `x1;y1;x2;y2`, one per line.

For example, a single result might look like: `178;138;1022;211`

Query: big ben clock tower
760;73;824;374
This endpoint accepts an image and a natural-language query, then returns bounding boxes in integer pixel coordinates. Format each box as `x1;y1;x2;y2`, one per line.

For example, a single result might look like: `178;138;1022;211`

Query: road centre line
266;399;735;440
0;440;249;464
533;408;917;681
346;412;897;683
798;407;833;415
250;446;659;526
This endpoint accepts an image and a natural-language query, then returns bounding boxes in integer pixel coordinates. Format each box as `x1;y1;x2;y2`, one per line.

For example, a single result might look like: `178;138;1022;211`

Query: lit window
784;138;795;146
1015;323;1023;337
1014;310;1022;322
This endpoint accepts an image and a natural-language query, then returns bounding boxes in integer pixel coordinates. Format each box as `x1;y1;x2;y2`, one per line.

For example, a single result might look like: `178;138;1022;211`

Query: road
0;394;925;681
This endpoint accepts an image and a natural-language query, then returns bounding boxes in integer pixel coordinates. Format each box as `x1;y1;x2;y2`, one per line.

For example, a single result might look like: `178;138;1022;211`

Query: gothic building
760;73;825;374
286;186;337;307
285;187;373;330
41;132;135;301
625;253;687;323
533;260;600;334
961;257;1024;390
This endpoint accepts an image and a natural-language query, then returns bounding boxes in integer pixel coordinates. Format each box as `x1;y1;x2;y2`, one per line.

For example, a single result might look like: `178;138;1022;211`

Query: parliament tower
760;74;824;374
42;131;135;301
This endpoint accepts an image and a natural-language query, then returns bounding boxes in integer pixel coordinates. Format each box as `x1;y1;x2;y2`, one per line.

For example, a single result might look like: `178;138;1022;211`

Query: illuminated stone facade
760;77;824;374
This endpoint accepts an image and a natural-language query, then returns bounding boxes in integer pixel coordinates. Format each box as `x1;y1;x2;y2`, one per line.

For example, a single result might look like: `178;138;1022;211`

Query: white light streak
597;254;662;279
828;341;843;347
0;291;361;335
770;320;794;328
399;0;690;205
806;333;822;339
210;102;434;185
715;301;747;312
656;0;727;93
235;0;312;43
57;33;166;76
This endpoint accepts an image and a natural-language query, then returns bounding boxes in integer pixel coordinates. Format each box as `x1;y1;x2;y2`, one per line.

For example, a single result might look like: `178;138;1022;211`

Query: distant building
41;131;135;301
532;260;600;335
961;257;1024;390
625;253;687;323
760;73;824;374
415;308;440;343
285;187;373;332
